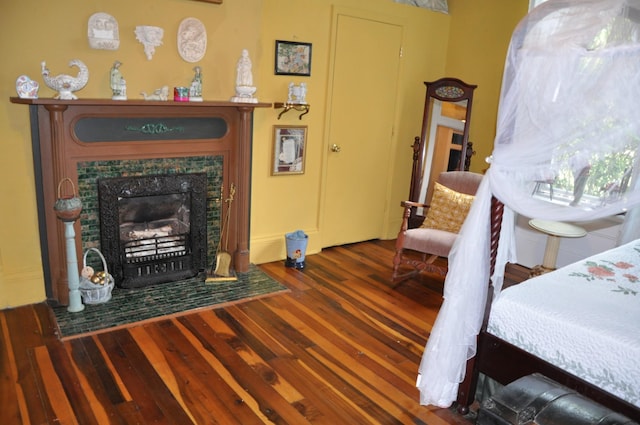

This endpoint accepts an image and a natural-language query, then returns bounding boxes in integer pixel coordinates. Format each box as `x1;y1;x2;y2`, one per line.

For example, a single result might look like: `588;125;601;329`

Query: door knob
330;144;341;153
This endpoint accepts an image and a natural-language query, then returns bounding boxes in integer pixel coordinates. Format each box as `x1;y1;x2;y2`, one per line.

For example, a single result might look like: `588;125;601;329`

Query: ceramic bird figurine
41;59;89;100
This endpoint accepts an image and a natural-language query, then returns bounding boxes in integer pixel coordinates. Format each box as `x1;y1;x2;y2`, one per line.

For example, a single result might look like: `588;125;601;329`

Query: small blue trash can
285;230;308;269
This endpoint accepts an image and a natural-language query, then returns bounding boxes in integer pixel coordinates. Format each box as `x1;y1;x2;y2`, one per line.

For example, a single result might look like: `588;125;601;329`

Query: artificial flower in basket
79;248;115;304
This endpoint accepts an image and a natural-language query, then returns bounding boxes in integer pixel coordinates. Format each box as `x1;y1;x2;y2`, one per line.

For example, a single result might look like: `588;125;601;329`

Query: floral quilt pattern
488;240;640;408
569;246;640;295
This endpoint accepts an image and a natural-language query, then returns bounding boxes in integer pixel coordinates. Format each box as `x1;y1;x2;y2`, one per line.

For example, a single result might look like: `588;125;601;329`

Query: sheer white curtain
529;0;548;11
417;0;640;407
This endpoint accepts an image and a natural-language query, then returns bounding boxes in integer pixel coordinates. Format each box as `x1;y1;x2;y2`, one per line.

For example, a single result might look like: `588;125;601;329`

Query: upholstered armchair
392;171;484;283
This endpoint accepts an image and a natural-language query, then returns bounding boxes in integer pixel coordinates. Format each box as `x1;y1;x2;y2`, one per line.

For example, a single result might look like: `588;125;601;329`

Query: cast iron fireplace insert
98;172;208;289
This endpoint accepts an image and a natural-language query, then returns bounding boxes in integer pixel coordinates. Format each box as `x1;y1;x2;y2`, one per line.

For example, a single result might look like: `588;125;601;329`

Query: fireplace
98;172;208;288
10;97;269;306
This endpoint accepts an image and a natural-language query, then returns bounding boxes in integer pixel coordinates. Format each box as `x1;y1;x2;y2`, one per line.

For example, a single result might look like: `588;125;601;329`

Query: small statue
16;75;39;99
287;82;295;103
287;82;307;104
189;66;203;101
230;49;258;103
110;61;126;100
141;86;169;101
236;49;253;87
299;83;307;103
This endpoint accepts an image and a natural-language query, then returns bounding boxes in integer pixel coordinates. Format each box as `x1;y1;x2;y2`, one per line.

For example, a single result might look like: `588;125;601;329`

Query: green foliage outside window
553;148;635;205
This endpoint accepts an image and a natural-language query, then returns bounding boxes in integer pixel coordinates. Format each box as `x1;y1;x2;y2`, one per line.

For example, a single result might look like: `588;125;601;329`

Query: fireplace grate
121;233;195;287
124;234;190;261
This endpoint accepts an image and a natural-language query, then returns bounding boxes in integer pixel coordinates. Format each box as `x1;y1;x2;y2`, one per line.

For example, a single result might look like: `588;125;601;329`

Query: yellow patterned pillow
421;182;475;233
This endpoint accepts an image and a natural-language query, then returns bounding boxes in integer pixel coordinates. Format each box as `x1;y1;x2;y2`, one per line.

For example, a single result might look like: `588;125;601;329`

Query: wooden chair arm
400;200;429;209
399;200;429;232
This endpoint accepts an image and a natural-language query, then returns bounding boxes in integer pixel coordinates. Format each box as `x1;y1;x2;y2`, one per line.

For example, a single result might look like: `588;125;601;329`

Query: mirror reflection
408;78;476;226
419;97;469;204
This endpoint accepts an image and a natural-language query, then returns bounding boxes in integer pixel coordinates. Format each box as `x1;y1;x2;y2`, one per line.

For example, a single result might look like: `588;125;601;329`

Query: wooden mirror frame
408;78;477;227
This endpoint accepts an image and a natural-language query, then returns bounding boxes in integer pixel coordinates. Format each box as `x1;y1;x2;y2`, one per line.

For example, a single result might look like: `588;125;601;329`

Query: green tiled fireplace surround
50;155;290;338
76;156;223;271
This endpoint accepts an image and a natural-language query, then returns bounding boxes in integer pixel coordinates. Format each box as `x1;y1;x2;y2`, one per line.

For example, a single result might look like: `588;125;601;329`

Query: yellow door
322;11;403;247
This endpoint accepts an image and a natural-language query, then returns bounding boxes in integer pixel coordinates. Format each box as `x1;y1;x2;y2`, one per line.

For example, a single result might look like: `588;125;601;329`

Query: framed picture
272;126;307;175
275;40;312;76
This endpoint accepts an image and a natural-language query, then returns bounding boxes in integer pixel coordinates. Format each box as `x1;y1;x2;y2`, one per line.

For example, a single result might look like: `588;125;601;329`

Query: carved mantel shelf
10;97;271;108
10;97;270;305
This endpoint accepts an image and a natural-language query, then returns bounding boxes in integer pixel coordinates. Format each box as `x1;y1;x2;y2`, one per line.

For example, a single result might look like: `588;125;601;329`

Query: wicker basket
79;248;115;304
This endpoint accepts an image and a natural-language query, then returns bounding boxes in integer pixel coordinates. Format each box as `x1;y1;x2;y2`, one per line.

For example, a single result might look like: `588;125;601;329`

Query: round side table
528;219;587;277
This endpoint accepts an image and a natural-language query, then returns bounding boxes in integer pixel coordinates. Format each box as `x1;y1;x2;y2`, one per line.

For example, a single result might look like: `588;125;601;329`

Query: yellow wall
446;0;529;173
0;0;526;308
253;1;452;261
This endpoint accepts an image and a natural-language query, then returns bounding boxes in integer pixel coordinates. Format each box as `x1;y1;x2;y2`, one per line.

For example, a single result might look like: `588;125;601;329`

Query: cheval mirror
408;77;477;227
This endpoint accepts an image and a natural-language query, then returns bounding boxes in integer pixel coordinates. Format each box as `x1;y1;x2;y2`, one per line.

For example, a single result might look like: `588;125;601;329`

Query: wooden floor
1;239;478;425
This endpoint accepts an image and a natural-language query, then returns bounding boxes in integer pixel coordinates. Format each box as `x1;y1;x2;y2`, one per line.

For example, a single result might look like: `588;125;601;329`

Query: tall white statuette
230;49;258;103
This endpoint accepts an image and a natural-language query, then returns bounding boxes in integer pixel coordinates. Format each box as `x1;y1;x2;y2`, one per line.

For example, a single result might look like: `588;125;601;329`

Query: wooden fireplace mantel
10;97;270;305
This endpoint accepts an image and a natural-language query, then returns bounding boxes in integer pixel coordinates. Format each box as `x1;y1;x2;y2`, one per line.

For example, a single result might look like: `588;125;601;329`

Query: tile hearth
53;265;288;339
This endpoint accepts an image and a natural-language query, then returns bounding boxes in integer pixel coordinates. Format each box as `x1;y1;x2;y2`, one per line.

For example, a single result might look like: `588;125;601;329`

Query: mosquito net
417;0;640;407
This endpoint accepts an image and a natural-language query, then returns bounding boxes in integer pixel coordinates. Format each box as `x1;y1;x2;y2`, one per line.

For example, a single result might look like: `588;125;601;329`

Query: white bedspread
487;239;640;408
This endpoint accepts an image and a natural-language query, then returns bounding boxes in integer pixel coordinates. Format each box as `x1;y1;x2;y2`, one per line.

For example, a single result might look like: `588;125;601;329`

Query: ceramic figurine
87;12;119;50
230;49;258;103
287;82;308;104
15;75;39;99
236;49;253;87
41;59;89;100
189;66;203;101
178;17;206;63
110;61;127;100
141;85;169;101
135;25;164;60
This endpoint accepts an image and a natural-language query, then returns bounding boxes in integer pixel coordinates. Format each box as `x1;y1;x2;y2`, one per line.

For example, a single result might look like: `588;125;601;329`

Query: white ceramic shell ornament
41;59;89;100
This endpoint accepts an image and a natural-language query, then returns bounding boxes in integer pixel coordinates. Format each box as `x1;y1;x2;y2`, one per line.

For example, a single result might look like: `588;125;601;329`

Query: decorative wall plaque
177;17;207;63
135;26;164;60
88;12;120;50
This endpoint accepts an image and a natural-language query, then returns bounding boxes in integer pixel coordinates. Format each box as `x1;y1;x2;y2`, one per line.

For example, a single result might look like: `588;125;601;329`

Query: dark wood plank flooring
0;239;496;424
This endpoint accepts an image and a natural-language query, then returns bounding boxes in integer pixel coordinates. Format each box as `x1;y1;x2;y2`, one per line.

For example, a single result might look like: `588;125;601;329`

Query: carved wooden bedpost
456;196;504;414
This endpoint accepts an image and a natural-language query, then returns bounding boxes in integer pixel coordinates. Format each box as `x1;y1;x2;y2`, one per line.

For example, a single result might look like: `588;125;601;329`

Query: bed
455;218;640;420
